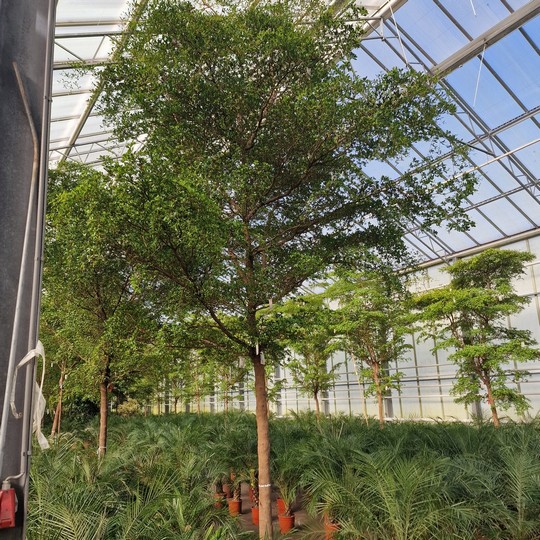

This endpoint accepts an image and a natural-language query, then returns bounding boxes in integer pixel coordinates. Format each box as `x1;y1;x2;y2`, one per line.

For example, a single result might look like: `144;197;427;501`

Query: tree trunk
252;353;273;539
373;362;384;428
483;376;500;428
50;368;65;437
98;361;111;457
313;389;320;421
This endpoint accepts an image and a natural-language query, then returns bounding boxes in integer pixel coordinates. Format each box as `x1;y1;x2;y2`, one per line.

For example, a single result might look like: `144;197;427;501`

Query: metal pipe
0;63;40;481
19;5;56;534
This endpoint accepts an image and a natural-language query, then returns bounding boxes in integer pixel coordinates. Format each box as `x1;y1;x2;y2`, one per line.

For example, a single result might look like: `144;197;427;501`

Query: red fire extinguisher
0;482;17;529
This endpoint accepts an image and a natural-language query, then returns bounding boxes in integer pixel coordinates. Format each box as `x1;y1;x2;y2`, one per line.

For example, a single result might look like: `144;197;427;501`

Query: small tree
280;295;341;420
43;164;158;454
414;249;540;426
326;269;412;427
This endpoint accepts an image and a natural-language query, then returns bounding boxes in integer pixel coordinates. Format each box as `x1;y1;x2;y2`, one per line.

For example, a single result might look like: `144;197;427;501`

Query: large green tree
414;249;539;427
98;1;474;534
43;164;158;454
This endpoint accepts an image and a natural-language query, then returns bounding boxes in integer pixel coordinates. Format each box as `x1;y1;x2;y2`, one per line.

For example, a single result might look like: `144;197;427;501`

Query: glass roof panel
77;114;107;136
396;0;469;64
440;0;512;38
52;70;95;93
487;33;540;110
56;0;130;22
465;208;508;245
436;110;482;142
508;192;540;227
477;197;535;236
55;24;121;36
466;176;502;205
49;118;79;143
54;36;113;62
420;227;477;254
496;121;540;161
475;161;524;193
446;60;525;129
504;0;532;9
50;93;90;120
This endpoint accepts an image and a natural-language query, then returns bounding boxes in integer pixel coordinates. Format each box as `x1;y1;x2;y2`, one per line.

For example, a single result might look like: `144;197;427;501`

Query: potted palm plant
272;447;305;533
212;476;226;508
249;468;260;525
227;473;243;516
273;472;300;533
207;413;258;517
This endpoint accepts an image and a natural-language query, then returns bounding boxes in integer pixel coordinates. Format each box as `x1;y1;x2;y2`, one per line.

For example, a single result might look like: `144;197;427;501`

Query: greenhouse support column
0;0;55;537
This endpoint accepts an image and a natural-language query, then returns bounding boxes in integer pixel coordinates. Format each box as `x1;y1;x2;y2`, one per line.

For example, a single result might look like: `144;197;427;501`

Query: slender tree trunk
50;367;65;437
373;362;384;428
313;389;320;421
50;399;62;437
252;352;273;539
98;360;111;457
483;376;500;428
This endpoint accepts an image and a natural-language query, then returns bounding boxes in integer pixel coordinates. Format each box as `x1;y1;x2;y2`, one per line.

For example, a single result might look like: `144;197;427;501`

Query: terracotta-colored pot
227;499;242;516
277;497;286;516
213;492;225;508
324;520;339;540
251;506;259;525
278;513;295;534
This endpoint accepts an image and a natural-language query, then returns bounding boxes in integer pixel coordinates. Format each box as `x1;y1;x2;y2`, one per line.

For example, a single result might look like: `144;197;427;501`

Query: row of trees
42;167;540;455
276;249;539;429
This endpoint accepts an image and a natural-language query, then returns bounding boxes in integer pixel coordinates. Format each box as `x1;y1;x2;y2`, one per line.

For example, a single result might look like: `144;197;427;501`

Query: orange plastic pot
227;499;242;516
251;506;259;525
278;514;295;534
276;498;286;515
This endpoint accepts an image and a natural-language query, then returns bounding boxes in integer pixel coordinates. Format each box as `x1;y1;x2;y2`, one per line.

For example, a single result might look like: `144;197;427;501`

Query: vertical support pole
0;0;55;537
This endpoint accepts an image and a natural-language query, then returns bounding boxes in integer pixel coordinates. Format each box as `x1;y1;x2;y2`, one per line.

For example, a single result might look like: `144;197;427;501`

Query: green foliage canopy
42;164;162;432
325;268;412;424
99;0;476;352
278;294;341;415
414;249;540;423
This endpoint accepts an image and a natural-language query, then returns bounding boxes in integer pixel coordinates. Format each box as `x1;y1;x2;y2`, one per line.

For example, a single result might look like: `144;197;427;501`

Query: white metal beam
433;0;540;75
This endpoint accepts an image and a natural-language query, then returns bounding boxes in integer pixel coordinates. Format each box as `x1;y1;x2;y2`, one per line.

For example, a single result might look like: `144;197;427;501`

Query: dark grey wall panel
0;0;55;537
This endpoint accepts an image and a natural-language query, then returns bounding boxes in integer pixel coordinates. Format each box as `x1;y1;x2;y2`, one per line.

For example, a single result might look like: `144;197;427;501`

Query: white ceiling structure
49;0;540;263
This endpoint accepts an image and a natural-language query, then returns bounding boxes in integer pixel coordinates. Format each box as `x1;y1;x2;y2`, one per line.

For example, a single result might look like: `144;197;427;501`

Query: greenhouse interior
1;0;540;538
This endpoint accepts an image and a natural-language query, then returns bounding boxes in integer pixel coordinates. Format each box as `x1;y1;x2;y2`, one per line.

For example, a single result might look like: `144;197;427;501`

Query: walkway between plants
236;483;324;539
